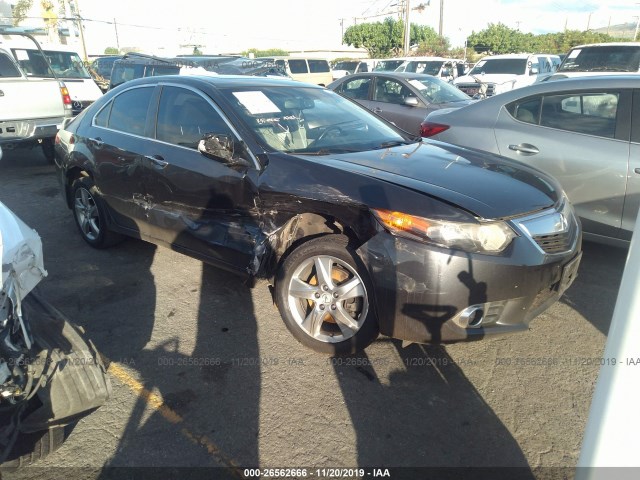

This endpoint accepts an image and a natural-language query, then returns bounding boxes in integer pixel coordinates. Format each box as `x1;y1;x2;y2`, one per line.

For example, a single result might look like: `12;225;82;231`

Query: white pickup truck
0;32;72;163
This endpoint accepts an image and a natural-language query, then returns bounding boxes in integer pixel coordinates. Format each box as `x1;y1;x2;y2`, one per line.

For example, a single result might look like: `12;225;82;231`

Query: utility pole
586;12;592;31
113;18;120;51
438;0;443;37
403;0;411;56
634;16;640;41
339;18;344;44
71;0;88;61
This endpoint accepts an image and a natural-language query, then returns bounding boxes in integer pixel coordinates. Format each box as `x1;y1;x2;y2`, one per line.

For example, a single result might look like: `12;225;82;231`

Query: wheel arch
64;167;92;208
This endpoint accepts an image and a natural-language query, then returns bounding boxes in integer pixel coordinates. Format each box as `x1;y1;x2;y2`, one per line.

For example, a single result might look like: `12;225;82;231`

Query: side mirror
530;66;539;75
404;96;419;107
198;134;250;167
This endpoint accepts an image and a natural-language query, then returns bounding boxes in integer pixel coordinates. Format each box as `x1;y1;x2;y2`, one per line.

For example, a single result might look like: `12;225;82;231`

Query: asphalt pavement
0;147;629;479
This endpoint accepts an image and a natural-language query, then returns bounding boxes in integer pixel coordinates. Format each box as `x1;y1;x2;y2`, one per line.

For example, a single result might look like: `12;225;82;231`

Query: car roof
477;54;534;60
570;42;640;49
116;74;319;90
447;75;640;112
337;71;435;80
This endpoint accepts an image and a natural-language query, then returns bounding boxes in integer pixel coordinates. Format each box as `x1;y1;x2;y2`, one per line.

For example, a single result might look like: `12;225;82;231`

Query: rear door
494;89;631;239
86;84;156;231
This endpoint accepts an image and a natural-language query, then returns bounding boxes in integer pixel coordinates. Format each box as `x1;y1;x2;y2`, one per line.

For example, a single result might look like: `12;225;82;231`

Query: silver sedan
328;72;473;135
423;75;640;246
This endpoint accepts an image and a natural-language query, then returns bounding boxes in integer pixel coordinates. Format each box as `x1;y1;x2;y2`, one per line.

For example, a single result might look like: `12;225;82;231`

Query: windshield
374;60;404;72
469;58;527;75
558;46;640;73
407;77;471;103
222;86;412;155
11;48;91;79
333;61;359;73
399;61;443;76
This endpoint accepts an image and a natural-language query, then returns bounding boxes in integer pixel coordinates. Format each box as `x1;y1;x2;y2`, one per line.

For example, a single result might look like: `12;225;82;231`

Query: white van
2;39;102;115
260;57;333;86
551;42;640;80
331;59;376;80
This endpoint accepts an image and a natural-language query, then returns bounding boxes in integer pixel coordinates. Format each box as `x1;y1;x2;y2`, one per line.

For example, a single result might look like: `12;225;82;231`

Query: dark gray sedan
328;72;473;135
423;75;640;246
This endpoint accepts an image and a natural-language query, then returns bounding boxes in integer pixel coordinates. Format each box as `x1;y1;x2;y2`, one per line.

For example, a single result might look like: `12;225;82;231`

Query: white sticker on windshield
408;79;428;90
232;91;281;114
14;49;29;61
568;49;581;59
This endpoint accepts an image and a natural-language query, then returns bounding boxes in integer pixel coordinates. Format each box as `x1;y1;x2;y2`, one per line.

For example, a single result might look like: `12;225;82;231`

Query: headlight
372;209;516;253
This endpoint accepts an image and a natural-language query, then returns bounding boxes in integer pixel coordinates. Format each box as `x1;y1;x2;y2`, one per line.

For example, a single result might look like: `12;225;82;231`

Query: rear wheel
71;176;123;248
275;235;378;354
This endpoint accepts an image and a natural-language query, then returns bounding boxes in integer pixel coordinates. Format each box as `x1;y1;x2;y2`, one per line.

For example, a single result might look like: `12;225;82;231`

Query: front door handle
508;143;539;155
145;155;168;168
0;90;4;97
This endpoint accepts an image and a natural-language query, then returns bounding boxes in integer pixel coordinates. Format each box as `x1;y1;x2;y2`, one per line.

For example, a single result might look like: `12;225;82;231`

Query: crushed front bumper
357;227;582;343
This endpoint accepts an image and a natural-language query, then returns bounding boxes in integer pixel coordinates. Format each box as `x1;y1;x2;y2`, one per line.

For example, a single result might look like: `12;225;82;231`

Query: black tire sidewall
275;235;379;355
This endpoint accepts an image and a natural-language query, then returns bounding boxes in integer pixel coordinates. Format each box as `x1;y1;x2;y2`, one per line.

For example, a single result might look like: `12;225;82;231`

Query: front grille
533;225;575;254
456;83;495;97
514;200;579;255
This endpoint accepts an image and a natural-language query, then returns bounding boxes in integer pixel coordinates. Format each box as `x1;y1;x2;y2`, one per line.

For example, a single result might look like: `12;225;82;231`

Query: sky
9;0;640;55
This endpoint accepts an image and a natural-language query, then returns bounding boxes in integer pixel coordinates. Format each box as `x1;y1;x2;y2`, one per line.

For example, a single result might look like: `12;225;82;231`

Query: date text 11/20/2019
243;468;391;478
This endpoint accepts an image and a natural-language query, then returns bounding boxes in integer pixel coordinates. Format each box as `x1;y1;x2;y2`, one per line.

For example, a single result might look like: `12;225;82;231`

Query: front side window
107;87;154;136
373;78;412;105
340;77;371;100
156;86;231;149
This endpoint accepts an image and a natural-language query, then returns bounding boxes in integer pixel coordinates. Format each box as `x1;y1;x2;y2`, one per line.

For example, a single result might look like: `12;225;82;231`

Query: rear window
308;60;330;73
0;52;21;78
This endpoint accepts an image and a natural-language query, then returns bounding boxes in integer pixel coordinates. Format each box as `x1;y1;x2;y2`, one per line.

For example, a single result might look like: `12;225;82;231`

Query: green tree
104;47;119;55
242;48;289;58
343;17;441;58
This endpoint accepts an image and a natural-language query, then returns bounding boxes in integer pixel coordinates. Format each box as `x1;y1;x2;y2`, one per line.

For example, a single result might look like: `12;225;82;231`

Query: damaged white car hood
0;201;47;300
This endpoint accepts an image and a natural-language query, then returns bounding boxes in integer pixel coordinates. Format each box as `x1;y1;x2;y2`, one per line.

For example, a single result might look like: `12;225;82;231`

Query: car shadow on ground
560;241;628;336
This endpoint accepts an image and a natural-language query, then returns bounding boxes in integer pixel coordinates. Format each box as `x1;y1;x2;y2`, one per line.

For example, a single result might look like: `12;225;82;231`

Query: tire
275;235;379;355
41;138;55;164
71;176;124;248
1;424;72;467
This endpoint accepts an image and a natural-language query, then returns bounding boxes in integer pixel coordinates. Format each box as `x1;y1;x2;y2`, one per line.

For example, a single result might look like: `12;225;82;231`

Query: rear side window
288;60;308;74
156;86;231;149
107;87;154;136
308;60;329;73
0;52;21;77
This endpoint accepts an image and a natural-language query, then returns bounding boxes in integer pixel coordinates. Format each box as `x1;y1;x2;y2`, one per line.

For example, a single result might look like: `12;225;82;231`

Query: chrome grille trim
511;200;579;255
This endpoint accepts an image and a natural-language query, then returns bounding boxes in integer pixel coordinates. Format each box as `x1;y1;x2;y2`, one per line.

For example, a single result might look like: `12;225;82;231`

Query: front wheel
275;235;379;355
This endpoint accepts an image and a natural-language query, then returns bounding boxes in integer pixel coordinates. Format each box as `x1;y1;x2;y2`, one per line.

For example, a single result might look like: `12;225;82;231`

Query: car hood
455;73;520;85
0;201;46;299
319;141;559;219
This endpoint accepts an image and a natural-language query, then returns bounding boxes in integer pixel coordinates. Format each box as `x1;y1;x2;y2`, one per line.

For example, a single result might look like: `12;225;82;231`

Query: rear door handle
0;90;4;97
508;143;539;155
373;107;383;113
635;168;640;175
89;137;104;147
145;155;168;168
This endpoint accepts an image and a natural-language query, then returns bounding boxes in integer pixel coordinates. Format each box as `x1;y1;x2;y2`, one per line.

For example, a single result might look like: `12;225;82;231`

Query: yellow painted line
107;361;243;477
